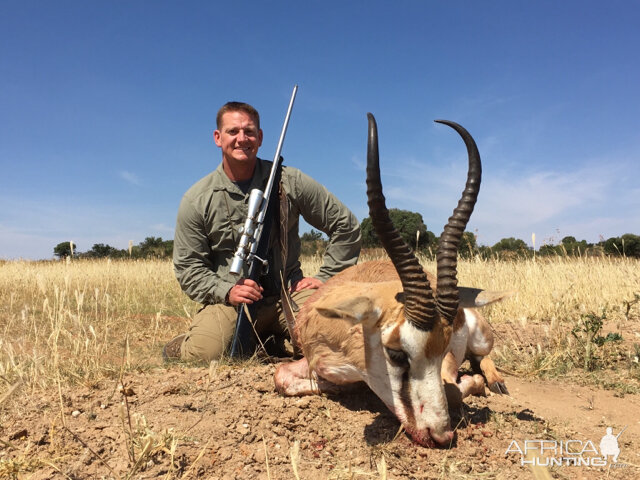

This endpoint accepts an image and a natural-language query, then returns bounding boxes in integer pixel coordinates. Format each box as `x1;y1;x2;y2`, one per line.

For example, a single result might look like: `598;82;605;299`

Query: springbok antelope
274;114;510;447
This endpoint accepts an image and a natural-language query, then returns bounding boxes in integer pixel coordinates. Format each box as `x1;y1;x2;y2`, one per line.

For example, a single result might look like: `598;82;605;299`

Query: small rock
254;382;271;393
217;447;233;462
236;422;250;436
254;446;266;464
417;448;429;458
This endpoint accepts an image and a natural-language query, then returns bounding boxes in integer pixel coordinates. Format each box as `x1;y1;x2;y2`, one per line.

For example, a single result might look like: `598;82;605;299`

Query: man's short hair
216;102;260;130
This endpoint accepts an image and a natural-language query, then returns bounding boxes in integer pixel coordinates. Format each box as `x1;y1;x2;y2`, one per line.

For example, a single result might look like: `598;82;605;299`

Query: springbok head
363;113;481;446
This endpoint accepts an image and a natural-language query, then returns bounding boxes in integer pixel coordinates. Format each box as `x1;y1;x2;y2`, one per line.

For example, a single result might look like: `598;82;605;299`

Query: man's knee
181;304;237;362
273;287;316;334
291;287;316;309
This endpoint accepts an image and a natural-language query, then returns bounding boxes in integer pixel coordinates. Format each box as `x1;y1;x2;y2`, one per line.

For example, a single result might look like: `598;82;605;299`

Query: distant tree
621;234;640;257
300;229;327;256
162;239;174;258
361;209;434;251
139;236;161;258
360;217;376;248
360;218;373;248
458;231;478;258
54;241;75;259
603;234;640;258
490;237;532;259
537;236;598;257
85;243;124;258
300;230;324;242
603;236;623;256
560;236;589;256
423;230;437;251
138;236;173;258
538;244;560;256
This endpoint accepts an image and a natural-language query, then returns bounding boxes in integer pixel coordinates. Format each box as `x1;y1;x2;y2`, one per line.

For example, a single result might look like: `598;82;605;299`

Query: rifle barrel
257;85;298;225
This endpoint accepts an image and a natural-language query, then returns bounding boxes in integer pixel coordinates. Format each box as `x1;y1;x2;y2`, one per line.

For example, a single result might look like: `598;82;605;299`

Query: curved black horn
366;113;436;330
434;120;482;325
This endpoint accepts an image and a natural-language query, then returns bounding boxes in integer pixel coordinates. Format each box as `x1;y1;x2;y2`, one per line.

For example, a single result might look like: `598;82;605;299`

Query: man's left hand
290;277;323;293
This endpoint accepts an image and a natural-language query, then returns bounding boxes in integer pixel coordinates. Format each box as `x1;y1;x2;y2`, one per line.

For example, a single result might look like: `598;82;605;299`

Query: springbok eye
385;347;409;368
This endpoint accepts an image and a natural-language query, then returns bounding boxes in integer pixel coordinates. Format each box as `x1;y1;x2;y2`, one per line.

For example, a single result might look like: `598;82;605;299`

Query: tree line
358;209;640;259
54;237;173;259
54;208;640;260
360;209;640;259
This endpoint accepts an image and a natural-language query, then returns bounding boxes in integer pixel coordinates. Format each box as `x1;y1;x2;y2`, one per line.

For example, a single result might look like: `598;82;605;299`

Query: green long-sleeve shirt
173;158;361;305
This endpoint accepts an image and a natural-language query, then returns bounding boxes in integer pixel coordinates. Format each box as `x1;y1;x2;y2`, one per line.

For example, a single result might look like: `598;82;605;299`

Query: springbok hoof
488;381;509;395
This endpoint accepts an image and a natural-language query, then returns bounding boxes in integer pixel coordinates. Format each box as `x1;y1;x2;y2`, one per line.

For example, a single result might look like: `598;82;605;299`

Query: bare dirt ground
2;353;640;480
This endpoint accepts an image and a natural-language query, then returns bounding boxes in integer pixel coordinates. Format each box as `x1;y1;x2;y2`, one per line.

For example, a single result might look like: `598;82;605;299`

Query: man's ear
257;128;263;147
213;129;222;147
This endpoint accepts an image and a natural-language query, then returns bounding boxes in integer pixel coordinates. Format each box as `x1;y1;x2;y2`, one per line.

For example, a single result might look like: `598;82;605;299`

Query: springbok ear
459;287;516;308
315;296;376;322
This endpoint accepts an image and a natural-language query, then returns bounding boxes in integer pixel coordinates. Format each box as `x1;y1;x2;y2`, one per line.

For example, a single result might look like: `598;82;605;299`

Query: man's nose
237;130;248;142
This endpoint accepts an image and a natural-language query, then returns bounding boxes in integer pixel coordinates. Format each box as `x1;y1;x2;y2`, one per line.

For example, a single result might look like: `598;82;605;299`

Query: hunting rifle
229;85;298;358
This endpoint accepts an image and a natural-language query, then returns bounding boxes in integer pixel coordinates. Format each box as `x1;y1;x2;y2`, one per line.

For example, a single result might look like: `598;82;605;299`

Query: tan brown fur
275;258;509;447
298;279;404;374
292;259;506;395
425;321;452;358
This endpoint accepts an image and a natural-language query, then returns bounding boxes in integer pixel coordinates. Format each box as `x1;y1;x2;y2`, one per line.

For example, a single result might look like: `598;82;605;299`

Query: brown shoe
162;334;186;361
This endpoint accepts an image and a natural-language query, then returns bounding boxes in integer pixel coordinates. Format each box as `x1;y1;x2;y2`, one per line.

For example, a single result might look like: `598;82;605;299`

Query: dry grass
421;254;640;325
435;255;640;390
0;258;199;391
0;254;639;478
1;254;639;394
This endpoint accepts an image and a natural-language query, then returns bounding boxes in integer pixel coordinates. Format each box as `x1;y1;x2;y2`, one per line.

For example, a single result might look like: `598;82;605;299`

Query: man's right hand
226;278;263;306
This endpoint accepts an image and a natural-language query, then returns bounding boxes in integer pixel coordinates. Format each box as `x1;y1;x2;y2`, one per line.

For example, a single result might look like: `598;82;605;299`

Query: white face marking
364;319;451;441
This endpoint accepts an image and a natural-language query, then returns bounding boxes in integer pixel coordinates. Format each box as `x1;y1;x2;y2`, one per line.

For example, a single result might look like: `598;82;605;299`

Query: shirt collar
212;158;272;194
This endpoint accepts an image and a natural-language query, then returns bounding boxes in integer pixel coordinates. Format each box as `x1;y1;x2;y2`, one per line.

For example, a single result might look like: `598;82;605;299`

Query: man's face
214;110;263;166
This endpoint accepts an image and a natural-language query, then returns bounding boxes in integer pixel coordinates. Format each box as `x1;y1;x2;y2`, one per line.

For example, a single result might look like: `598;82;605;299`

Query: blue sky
2;1;639;260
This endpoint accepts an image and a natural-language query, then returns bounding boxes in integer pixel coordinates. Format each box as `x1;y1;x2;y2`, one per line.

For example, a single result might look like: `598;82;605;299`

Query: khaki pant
180;288;315;362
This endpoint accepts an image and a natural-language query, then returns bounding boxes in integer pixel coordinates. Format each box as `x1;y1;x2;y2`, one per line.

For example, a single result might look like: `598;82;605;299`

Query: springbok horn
366;113;436;331
434;120;482;325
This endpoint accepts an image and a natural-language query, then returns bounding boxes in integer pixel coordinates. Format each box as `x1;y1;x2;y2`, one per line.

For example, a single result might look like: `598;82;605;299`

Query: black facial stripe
399;369;415;427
